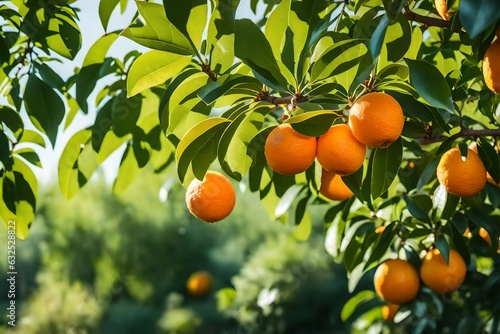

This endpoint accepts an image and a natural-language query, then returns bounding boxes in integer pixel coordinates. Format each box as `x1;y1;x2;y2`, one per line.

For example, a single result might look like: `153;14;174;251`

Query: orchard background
1;0;500;333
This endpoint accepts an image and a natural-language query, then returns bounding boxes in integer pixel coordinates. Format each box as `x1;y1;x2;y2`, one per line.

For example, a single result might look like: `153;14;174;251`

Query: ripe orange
186;271;212;297
479;228;500;253
435;0;453;20
420;248;466;294
317;124;366;175
373;259;420;304
436;148;486;197
483;40;500;94
319;169;353;201
382;303;399;322
375;226;386;234
264;123;317;176
348;92;404;148
185;171;236;223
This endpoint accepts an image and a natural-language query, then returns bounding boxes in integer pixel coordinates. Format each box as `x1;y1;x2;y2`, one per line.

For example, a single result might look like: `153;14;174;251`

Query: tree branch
200;63;217;82
403;10;451;29
254;91;309;106
417;127;500;145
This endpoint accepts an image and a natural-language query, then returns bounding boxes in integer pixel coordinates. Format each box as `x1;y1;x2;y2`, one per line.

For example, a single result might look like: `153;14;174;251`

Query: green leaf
235;19;289;91
0;105;23;140
19;130;45;148
121;2;194;55
432;184;460;221
175;118;231;185
13;148;41;168
404;195;432;225
206;0;240;49
198;74;262;105
98;0;120;32
24;74;64;147
275;184;306;218
0;131;12;170
459;0;500;39
371;137;402;199
113;143;141;194
369;15;389;60
406;59;454;113
161;72;211;141
218;103;272;180
378;14;412;68
435;235;450;264
341;290;377;322
46;10;81;60
127;50;192;97
111;93;142;137
311;39;368;83
58;129;98;199
76;33;119;113
293;211;312;241
34;62;65;90
163;0;208;50
286;110;338;137
417;156;440;190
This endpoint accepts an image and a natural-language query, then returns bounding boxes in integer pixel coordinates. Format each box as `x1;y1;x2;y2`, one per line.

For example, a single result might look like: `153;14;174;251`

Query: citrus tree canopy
1;0;500;331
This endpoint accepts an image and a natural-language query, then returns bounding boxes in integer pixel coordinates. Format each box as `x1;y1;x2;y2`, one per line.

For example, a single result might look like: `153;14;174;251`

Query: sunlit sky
3;0;261;189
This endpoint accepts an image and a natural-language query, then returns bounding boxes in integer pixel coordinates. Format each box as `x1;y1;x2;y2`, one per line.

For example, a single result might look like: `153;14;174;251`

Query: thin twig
417;127;500;145
254;91;308;106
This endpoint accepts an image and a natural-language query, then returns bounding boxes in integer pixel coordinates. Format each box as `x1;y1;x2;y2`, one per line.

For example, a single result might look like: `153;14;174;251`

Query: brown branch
416;127;500;145
200;63;217;82
403;10;450;29
254;91;309;106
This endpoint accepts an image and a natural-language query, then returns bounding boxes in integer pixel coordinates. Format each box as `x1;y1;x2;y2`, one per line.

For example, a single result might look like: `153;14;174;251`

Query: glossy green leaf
369;15;389;60
24;74;64;147
404;195;432;225
34;62;65;90
435;235;450;264
341;290;377;322
98;0;120;32
406;59;454;113
58;129;98;199
127;50;191;97
76;33;119;113
459;0;500;39
235;19;289;91
113;143;141;194
206;0;240;49
121;2;194;55
176;118;231;185
371;137;402;199
286;110;338;137
197;74;262;105
0;106;23;140
163;0;208;50
218;103;272;180
311;39;368;83
111;93;142;137
46;10;81;60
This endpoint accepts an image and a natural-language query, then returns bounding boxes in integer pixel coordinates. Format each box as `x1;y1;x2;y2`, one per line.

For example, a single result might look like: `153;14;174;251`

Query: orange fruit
264;123;317;176
463;227;471;238
373;259;420;304
186;271;212;297
483;40;500;94
436;148;486;197
479;227;492;245
375;226;386;234
185;171;236;223
319;169;353;201
348;92;405;148
382;303;399;322
317;124;366;175
435;0;453;20
420;248;466;294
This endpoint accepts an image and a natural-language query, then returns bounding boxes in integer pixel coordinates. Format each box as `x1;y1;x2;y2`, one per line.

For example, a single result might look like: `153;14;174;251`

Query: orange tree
1;0;500;331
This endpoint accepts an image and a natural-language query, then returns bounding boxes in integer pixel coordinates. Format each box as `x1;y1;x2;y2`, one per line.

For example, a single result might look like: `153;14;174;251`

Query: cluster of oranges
375;249;467;322
184;91;405;223
265;91;405;201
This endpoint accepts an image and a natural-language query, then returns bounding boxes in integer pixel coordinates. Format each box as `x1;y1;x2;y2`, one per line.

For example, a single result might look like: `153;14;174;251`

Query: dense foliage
2;0;500;332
